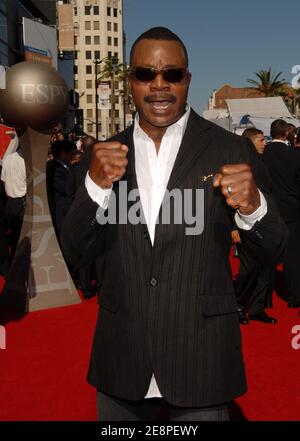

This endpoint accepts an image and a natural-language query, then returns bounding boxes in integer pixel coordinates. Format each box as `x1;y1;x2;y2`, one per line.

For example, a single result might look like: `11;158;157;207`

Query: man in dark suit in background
1;147;26;263
61;27;286;421
66;136;96;202
46;140;74;240
263;119;300;308
233;129;277;324
66;135;97;298
0;164;9;277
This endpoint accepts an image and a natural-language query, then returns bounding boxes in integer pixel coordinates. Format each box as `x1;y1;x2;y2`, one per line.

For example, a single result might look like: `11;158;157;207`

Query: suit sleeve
66;165;78;203
60;183;108;271
53;166;68;197
238;138;288;265
61;135;128;271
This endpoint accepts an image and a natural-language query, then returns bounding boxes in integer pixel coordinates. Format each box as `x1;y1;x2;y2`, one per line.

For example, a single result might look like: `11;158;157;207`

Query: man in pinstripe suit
61;27;287;421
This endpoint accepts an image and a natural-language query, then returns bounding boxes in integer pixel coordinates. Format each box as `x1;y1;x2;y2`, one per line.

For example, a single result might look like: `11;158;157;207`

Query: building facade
72;0;124;139
31;0;57;25
0;0;8;66
208;84;263;110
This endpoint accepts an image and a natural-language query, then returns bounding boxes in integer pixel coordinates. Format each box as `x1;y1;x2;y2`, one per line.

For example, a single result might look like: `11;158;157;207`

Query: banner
24;46;52;66
125;113;133;127
98;82;111;109
57;4;74;52
22;17;57;69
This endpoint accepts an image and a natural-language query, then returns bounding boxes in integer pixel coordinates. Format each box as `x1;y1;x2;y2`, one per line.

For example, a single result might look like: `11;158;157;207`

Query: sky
123;0;300;113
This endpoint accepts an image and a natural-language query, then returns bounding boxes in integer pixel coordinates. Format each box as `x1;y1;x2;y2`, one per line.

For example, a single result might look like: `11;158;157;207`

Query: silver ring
227;185;232;194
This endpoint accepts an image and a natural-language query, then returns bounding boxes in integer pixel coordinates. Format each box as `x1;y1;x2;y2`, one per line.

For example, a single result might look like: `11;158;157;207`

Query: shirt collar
134;105;191;141
272;139;289;146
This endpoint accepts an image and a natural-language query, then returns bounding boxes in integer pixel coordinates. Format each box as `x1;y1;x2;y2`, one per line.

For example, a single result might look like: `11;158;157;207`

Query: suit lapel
167;110;213;191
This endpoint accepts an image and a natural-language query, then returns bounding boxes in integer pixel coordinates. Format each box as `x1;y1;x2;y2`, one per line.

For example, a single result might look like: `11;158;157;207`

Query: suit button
143;232;149;239
150;277;157;287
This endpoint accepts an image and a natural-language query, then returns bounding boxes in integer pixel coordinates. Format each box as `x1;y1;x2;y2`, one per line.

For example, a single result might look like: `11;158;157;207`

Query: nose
150;72;170;90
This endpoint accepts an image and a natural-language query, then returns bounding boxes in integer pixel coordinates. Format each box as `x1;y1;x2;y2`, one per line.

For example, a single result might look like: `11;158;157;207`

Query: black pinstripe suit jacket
61;110;287;407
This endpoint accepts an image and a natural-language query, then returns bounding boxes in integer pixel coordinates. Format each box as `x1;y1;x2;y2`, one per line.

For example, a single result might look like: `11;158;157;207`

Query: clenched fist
89;141;129;189
213;163;260;215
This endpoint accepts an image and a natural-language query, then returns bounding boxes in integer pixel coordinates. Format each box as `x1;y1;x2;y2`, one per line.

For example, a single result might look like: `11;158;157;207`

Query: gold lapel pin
200;173;214;182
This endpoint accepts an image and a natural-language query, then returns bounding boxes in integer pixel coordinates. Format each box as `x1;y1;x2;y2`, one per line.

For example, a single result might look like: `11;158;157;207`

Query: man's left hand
213;163;260;215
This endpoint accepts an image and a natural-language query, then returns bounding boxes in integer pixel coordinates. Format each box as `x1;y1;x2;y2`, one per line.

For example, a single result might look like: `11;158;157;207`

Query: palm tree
247;68;288;97
98;57;134;135
292;87;300;116
117;64;134;121
289;70;300;115
287;87;300;116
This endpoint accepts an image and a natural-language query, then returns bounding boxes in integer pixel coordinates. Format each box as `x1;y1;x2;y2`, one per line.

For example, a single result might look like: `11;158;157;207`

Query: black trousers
283;220;300;305
97;391;229;421
5;196;26;261
235;245;276;314
0;202;9;275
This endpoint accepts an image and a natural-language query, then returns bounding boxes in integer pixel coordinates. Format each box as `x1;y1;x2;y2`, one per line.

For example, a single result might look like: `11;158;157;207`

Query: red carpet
0;291;98;421
0;258;300;421
236;294;300;420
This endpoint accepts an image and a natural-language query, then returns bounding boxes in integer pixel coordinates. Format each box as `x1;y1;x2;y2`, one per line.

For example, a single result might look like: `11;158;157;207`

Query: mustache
144;94;177;103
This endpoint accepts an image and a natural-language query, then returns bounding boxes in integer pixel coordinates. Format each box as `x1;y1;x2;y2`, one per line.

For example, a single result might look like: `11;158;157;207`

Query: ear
186;71;192;86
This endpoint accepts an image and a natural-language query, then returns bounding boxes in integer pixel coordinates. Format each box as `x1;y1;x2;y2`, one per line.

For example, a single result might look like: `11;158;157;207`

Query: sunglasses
129;66;189;83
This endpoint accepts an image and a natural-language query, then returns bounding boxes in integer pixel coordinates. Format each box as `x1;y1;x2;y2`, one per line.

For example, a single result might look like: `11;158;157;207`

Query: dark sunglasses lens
163;69;185;82
132;67;186;82
134;67;155;81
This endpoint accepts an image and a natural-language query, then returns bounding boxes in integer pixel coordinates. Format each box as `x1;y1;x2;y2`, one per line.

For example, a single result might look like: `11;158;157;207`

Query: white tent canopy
203;97;299;135
202;109;229;120
208;118;232;131
226;97;293;124
225;97;299;135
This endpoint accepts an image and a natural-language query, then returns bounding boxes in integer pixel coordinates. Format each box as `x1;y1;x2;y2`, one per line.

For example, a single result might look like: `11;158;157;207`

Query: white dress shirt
85;108;267;398
1;151;26;198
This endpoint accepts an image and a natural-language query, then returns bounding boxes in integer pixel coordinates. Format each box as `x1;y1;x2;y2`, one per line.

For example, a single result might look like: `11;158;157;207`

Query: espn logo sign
0;325;6;349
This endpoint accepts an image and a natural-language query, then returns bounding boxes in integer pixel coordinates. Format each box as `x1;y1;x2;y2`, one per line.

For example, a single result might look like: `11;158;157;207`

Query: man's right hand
231;229;241;244
89;141;129;189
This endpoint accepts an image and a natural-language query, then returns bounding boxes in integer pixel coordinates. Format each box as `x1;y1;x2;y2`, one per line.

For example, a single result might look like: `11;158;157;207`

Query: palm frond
247;68;287;97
